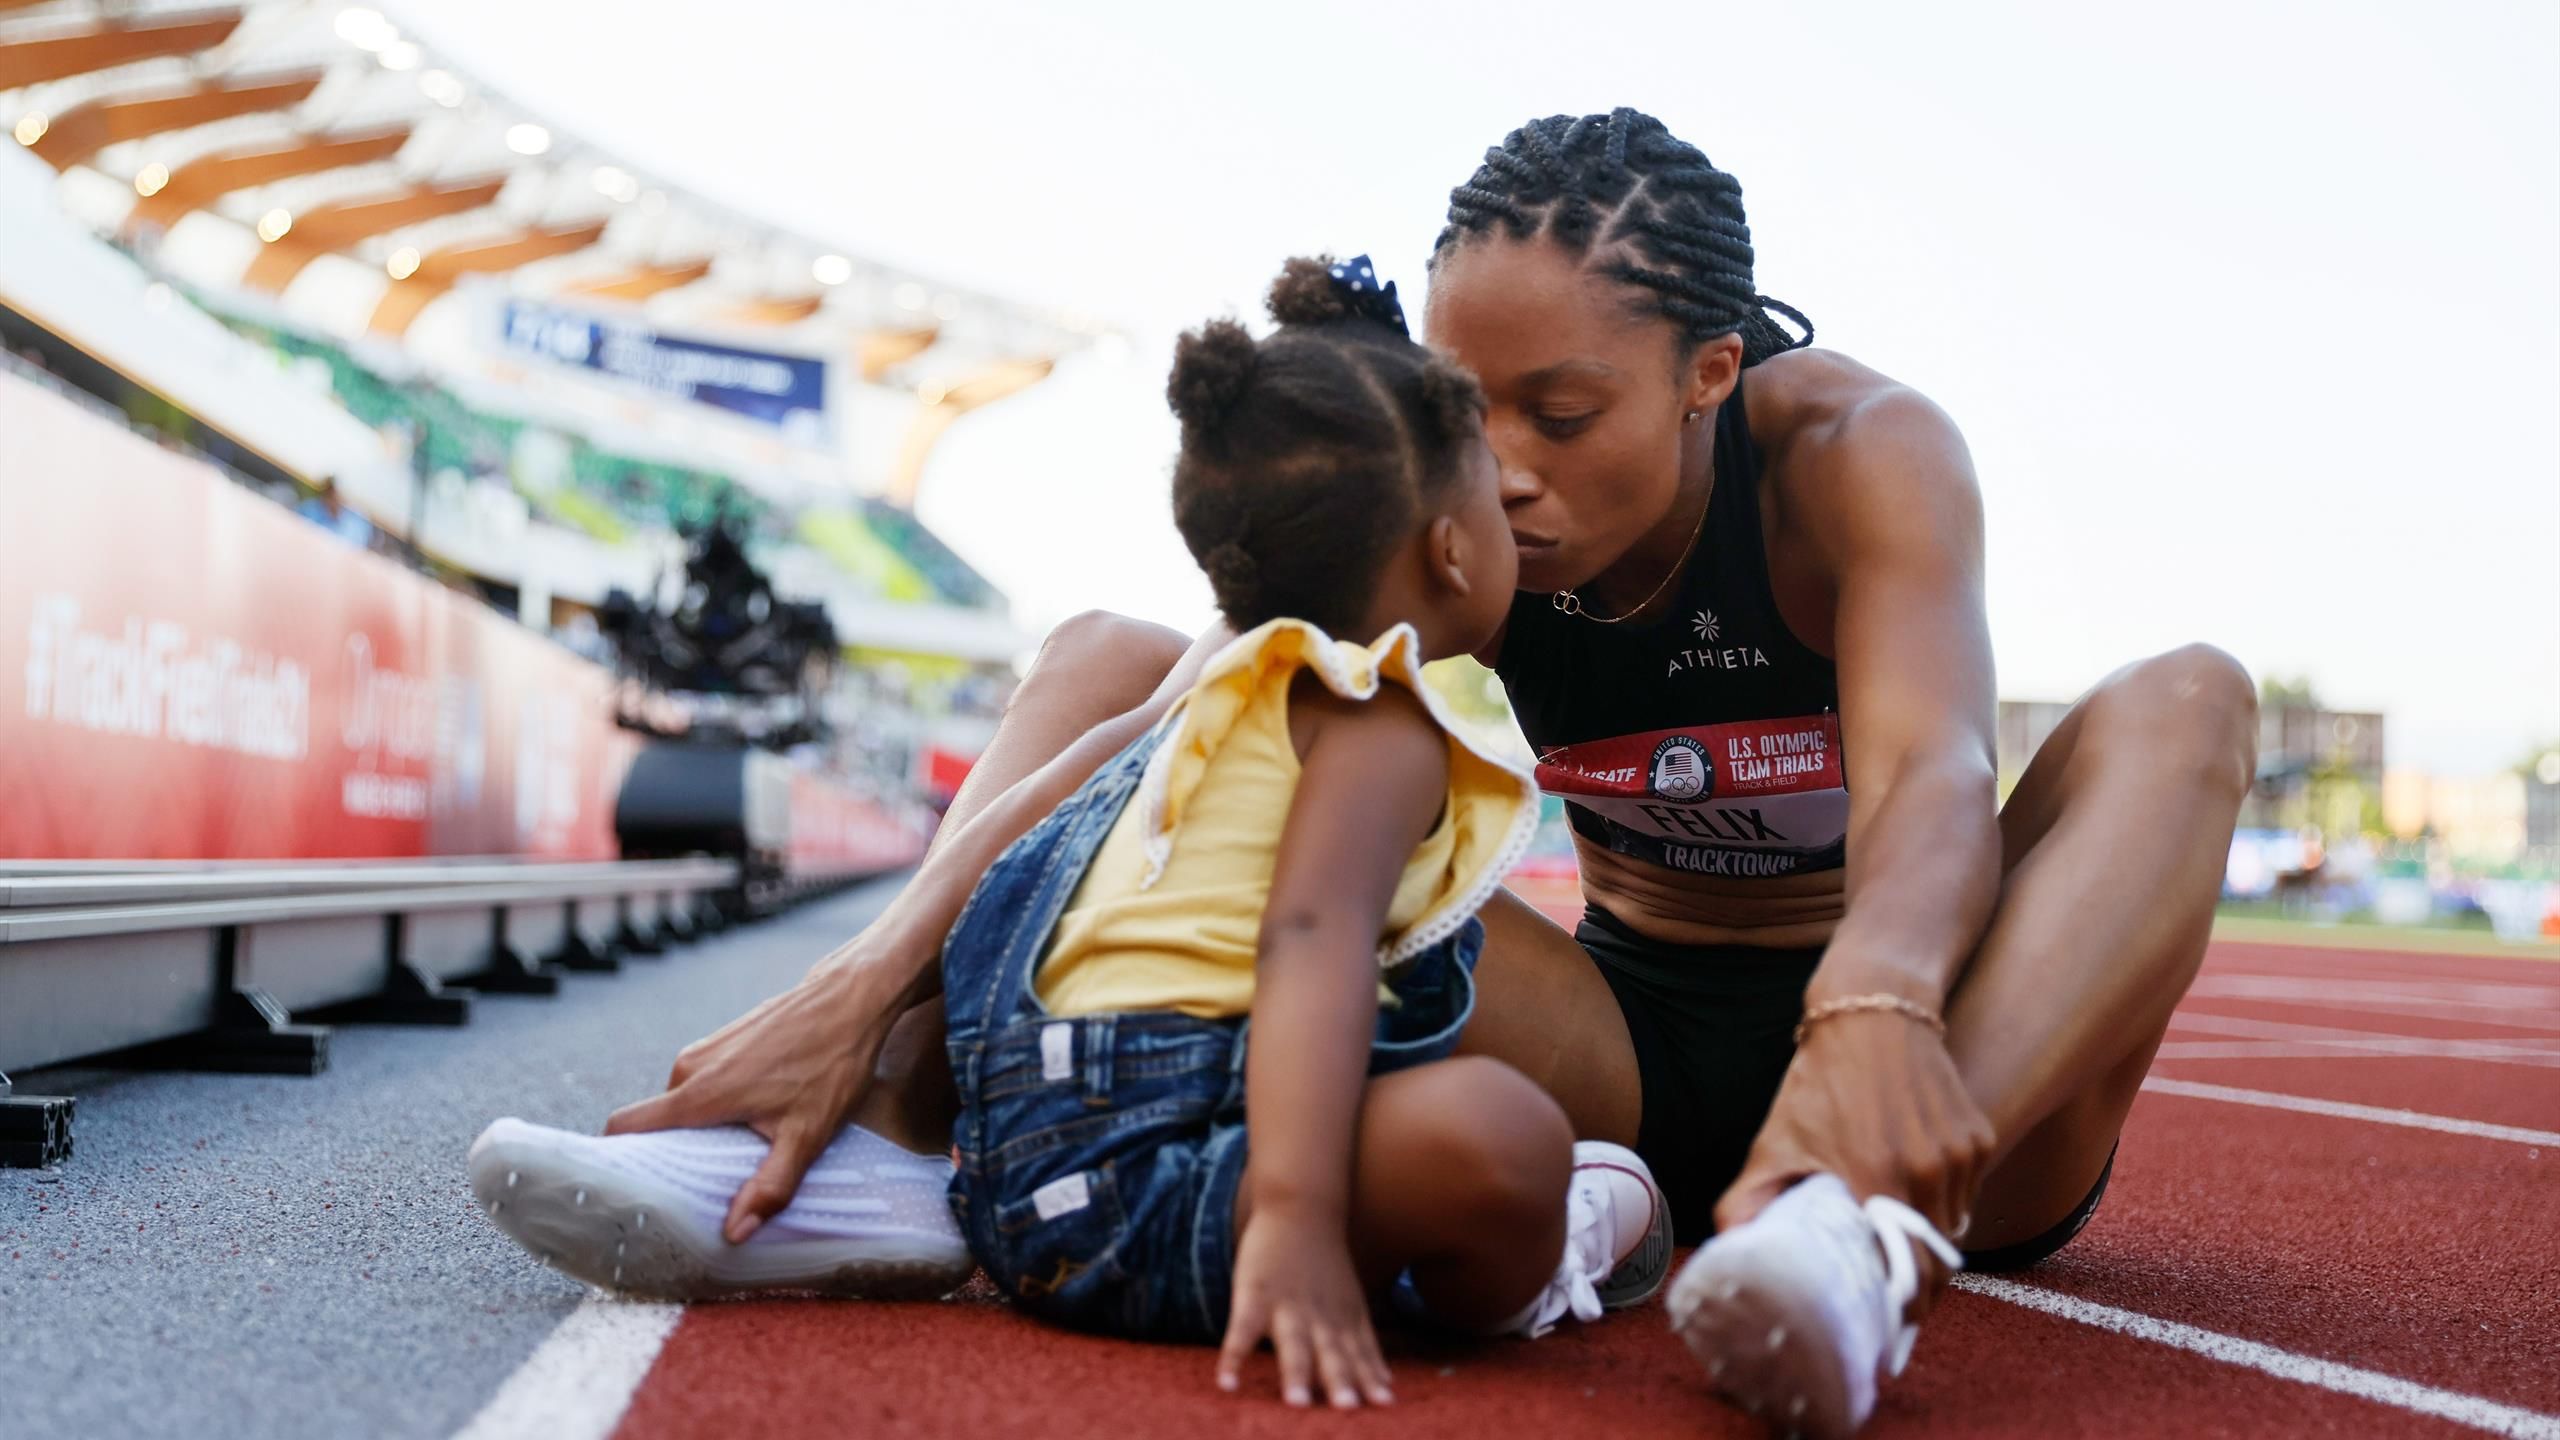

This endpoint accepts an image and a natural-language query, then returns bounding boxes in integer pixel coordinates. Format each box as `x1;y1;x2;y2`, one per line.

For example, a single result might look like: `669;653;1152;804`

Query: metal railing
0;857;742;1079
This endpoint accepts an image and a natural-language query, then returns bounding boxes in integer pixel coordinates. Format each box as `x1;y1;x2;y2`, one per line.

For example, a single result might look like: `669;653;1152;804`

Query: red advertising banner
1;376;640;860
786;771;932;879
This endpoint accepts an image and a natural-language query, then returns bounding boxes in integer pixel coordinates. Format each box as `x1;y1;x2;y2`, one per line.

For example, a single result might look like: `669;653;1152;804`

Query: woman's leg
1451;644;2256;1252
853;611;1197;1151
1948;643;2258;1247
1457;893;1644;1148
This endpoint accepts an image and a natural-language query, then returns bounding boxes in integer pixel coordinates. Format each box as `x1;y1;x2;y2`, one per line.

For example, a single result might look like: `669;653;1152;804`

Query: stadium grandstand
0;0;1086;1123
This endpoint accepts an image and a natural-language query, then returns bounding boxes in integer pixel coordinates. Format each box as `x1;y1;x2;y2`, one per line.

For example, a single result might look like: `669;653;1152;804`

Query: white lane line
2193;975;2560;1009
2156;1039;2560;1067
2139;1077;2560;1147
1957;1276;2560;1439
2155;1042;2452;1062
450;1296;682;1440
2150;1035;2549;1060
2188;975;2560;1030
2155;1040;2560;1064
2170;1011;2560;1048
2166;1012;2560;1068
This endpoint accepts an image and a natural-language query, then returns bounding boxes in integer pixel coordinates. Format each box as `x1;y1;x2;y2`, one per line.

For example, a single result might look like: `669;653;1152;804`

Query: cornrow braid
1433;107;1813;366
1165;257;1487;636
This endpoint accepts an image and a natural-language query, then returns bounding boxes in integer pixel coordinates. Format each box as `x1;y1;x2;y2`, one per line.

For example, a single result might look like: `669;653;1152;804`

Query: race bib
1534;715;1848;878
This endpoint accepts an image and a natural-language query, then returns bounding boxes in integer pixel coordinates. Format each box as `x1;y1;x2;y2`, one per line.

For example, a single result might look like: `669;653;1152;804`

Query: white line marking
2170;1012;2560;1054
2167;1012;2560;1068
2188;975;2560;1030
2155;1041;2560;1063
1957;1276;2560;1438
2195;974;2560;1008
2140;1077;2560;1147
450;1296;682;1440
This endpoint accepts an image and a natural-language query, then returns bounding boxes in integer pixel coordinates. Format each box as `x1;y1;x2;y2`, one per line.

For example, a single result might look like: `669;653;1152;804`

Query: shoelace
1522;1187;1613;1337
1859;1194;1965;1376
1560;1186;1612;1322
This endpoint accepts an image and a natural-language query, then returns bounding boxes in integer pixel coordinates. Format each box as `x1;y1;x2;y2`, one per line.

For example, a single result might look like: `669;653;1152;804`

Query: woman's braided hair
1168;257;1485;637
1433;108;1813;366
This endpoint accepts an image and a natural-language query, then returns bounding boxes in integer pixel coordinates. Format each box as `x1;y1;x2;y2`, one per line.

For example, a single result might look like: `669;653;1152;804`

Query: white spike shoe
1665;1173;1961;1437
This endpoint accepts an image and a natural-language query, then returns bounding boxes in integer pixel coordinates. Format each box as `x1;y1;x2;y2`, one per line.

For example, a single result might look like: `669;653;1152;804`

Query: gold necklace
1551;476;1713;624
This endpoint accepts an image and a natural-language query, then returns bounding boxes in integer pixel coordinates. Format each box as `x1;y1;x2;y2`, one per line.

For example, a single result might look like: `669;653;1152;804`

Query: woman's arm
1809;390;2001;1013
607;617;1235;1241
1216;682;1448;1407
1716;387;2002;1235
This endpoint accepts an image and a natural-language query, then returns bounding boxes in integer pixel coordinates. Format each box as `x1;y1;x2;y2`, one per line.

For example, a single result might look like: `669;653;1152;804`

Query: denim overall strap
1366;915;1485;1074
1207;912;1490;1124
941;724;1167;1048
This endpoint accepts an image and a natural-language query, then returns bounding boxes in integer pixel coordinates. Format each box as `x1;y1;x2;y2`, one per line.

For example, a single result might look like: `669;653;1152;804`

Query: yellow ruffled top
1033;618;1539;1020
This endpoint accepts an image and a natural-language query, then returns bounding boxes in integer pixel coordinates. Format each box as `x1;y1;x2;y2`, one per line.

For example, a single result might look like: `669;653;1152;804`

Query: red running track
592;933;2559;1439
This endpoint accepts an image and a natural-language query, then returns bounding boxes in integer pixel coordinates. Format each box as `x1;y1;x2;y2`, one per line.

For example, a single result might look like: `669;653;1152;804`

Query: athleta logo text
1666;645;1770;677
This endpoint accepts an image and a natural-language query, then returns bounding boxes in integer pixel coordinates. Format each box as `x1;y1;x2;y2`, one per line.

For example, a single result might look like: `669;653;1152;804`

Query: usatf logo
1648;735;1712;801
1692;610;1720;642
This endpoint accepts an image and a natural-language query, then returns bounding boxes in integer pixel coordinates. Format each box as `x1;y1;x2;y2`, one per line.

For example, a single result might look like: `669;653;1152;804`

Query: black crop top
1494;370;1848;880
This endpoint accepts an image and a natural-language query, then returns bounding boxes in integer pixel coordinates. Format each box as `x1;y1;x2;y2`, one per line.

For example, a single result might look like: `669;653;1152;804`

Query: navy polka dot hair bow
1329;255;1408;338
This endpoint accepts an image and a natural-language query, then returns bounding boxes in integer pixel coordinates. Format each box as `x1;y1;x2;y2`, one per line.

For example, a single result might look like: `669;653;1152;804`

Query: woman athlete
598;109;2258;1433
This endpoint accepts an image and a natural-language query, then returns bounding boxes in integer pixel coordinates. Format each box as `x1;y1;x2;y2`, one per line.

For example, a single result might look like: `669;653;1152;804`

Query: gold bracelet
1794;993;1947;1047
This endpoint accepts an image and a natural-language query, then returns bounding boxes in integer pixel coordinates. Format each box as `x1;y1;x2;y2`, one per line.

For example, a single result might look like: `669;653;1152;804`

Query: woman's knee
2085;643;2259;795
1015;610;1190;721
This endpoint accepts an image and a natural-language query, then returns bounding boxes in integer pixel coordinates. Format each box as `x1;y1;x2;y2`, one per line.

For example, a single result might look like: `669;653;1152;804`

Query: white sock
486;1120;957;1244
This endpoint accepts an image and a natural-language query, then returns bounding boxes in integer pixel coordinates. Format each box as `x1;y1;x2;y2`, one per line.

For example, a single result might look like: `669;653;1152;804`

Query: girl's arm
1215;680;1449;1407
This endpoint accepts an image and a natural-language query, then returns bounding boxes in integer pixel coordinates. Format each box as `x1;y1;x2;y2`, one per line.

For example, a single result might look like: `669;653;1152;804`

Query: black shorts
1577;903;2110;1266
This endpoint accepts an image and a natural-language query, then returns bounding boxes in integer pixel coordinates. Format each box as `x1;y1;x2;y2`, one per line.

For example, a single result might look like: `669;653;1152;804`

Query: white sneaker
1577;1140;1675;1309
1664;1173;1961;1438
1506;1141;1673;1337
467;1118;974;1301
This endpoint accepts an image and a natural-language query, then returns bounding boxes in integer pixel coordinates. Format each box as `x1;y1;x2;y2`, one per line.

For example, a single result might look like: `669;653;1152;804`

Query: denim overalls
943;723;1484;1343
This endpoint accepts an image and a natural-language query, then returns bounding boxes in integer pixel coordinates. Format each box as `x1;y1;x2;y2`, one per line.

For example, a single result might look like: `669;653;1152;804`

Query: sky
399;0;2560;774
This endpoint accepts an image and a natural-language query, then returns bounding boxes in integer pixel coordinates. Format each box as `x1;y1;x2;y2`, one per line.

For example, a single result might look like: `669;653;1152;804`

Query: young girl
940;256;1668;1406
466;256;1668;1409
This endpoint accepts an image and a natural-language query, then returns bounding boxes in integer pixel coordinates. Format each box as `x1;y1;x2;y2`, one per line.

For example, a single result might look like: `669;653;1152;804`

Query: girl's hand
1712;1007;1995;1303
1216;1204;1394;1409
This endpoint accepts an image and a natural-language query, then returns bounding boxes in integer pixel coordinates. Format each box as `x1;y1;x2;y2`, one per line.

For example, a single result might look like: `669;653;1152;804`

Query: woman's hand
1713;1007;1996;1257
604;947;918;1244
1216;1204;1393;1409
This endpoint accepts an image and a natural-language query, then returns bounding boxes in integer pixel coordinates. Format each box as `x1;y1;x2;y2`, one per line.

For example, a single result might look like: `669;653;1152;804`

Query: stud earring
1684;410;1701;423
